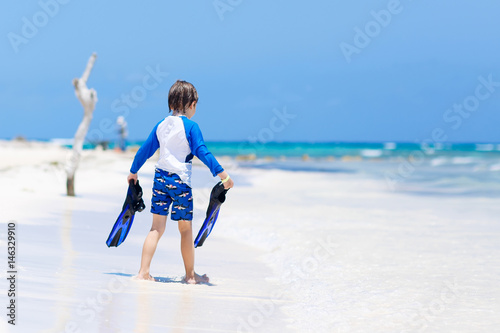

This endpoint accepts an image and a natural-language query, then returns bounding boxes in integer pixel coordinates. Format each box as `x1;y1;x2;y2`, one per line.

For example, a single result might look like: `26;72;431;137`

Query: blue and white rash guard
130;115;223;187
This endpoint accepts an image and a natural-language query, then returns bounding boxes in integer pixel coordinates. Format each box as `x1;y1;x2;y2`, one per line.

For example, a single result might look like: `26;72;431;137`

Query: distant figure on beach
116;116;128;152
127;80;234;284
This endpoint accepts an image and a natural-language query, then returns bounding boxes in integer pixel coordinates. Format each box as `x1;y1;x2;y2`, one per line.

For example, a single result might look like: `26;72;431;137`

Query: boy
127;80;234;284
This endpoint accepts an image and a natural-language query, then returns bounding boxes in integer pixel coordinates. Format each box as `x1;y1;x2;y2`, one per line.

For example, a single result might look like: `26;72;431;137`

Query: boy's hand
218;171;234;189
127;173;138;184
223;177;234;190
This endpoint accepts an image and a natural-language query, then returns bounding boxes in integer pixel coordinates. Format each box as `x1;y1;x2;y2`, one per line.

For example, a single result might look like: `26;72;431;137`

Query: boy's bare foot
183;273;209;284
134;273;155;281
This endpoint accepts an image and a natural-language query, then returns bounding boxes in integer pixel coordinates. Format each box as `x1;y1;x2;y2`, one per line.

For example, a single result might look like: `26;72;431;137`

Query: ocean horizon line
3;137;500;146
3;138;500;158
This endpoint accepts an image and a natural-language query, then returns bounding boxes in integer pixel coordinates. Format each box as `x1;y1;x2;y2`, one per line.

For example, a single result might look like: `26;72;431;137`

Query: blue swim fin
194;182;228;248
106;180;145;247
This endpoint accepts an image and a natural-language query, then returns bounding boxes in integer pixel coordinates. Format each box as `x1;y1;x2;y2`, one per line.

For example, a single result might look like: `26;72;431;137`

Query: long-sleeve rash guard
130;115;223;187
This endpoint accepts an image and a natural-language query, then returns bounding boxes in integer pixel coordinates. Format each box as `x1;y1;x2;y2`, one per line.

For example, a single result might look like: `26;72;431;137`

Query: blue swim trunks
151;168;193;221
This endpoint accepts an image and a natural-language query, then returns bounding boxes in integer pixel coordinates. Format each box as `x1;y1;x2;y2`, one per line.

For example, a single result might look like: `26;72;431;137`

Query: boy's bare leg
136;214;167;281
178;220;209;284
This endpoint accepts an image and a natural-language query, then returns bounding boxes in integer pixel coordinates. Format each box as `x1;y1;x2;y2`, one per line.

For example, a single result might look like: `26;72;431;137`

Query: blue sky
1;0;499;143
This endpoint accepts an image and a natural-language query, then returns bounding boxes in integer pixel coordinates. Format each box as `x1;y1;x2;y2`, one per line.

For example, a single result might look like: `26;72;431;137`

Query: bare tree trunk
66;53;98;196
67;175;75;197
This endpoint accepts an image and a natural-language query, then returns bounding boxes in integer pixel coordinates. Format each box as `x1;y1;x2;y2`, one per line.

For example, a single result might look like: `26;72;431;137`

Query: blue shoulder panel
130;120;161;174
181;116;224;177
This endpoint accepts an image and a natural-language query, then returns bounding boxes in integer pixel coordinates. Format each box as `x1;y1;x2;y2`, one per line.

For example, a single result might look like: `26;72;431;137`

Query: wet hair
168;80;198;113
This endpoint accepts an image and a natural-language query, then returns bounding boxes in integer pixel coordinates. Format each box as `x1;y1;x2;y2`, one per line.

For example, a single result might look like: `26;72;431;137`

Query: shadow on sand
104;272;214;286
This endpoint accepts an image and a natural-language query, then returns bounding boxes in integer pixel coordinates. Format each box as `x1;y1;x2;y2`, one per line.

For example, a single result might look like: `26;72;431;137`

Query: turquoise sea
73;140;500;158
57;140;500;197
205;142;500;163
199;141;500;198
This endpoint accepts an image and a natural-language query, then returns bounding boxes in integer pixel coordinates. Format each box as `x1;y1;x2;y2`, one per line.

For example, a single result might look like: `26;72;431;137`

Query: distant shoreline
3;139;500;180
4;138;500;158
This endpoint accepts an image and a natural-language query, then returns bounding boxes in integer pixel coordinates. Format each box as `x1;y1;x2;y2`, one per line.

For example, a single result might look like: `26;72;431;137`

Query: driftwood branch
80;52;96;84
66;53;98;196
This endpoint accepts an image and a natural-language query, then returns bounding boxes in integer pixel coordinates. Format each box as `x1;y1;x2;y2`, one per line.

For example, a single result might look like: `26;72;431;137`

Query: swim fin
106;180;146;247
194;181;228;248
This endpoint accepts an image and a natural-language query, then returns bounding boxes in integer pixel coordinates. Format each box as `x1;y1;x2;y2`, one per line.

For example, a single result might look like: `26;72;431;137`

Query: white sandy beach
1;141;500;332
